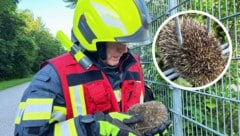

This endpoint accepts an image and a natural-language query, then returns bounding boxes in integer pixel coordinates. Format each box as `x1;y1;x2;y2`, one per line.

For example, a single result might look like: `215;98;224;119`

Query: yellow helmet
72;0;151;52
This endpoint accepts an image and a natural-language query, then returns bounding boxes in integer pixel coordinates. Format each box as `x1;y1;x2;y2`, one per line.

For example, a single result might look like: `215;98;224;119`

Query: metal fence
131;0;240;135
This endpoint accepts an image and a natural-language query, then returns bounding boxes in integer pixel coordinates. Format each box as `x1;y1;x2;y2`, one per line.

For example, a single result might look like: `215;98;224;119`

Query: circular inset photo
152;10;232;90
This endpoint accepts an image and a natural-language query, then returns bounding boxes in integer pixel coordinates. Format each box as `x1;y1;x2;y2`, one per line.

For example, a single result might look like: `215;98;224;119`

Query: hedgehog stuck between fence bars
157;17;226;86
127;101;169;135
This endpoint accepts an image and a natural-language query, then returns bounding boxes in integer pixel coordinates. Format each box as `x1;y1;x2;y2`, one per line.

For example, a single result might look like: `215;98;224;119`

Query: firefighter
14;0;170;135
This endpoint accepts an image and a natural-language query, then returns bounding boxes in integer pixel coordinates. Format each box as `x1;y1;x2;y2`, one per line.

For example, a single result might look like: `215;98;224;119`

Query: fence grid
131;0;240;135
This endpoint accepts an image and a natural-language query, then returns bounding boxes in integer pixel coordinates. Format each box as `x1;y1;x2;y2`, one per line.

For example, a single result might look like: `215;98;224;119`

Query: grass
0;75;34;91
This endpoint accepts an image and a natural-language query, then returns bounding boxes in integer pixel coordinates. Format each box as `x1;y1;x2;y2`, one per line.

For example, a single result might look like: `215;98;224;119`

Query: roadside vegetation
0;75;33;91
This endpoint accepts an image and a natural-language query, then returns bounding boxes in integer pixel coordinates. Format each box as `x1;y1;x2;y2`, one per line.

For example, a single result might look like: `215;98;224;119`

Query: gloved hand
143;119;172;136
94;112;143;136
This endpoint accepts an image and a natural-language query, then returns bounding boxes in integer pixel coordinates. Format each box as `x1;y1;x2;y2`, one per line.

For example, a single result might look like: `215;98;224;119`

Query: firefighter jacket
14;52;147;136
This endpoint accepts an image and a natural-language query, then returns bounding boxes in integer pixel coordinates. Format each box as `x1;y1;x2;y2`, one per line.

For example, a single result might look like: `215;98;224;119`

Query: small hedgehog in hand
127;101;169;135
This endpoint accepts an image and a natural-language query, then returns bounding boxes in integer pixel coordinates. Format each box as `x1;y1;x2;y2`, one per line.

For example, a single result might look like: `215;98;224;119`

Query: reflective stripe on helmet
22;98;53;121
92;2;127;35
54;118;77;136
69;85;87;116
15;102;26;124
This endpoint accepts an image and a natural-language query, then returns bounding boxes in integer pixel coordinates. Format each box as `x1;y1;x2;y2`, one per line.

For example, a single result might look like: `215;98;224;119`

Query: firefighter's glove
108;112;144;124
94;112;143;136
144;119;172;136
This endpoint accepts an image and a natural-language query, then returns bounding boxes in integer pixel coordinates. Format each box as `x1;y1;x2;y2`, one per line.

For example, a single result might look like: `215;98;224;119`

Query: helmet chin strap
96;42;107;60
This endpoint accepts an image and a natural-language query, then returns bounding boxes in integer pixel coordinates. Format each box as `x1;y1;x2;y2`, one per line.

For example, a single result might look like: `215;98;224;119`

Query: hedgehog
157;17;226;86
127;101;169;135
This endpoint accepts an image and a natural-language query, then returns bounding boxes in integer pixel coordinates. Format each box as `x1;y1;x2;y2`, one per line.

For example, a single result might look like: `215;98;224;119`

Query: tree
63;0;77;8
17;10;65;73
30;28;65;72
0;6;65;80
0;0;27;80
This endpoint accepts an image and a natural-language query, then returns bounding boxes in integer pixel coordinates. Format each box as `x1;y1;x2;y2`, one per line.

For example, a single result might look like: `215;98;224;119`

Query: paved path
0;82;29;136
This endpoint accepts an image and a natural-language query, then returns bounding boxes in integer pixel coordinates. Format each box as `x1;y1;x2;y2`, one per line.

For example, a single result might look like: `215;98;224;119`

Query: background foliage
0;0;65;81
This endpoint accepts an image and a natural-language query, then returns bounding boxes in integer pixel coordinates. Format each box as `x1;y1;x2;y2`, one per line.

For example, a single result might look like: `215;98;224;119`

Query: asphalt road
0;82;29;136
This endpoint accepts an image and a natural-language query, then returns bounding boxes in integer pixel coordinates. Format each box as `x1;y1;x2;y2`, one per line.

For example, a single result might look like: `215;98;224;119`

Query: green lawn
0;75;34;91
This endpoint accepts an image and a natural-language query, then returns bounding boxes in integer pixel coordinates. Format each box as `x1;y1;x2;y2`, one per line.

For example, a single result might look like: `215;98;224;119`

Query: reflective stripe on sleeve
69;85;87;116
15;102;26;124
49;106;67;123
22;98;53;121
54;118;77;136
114;89;121;102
